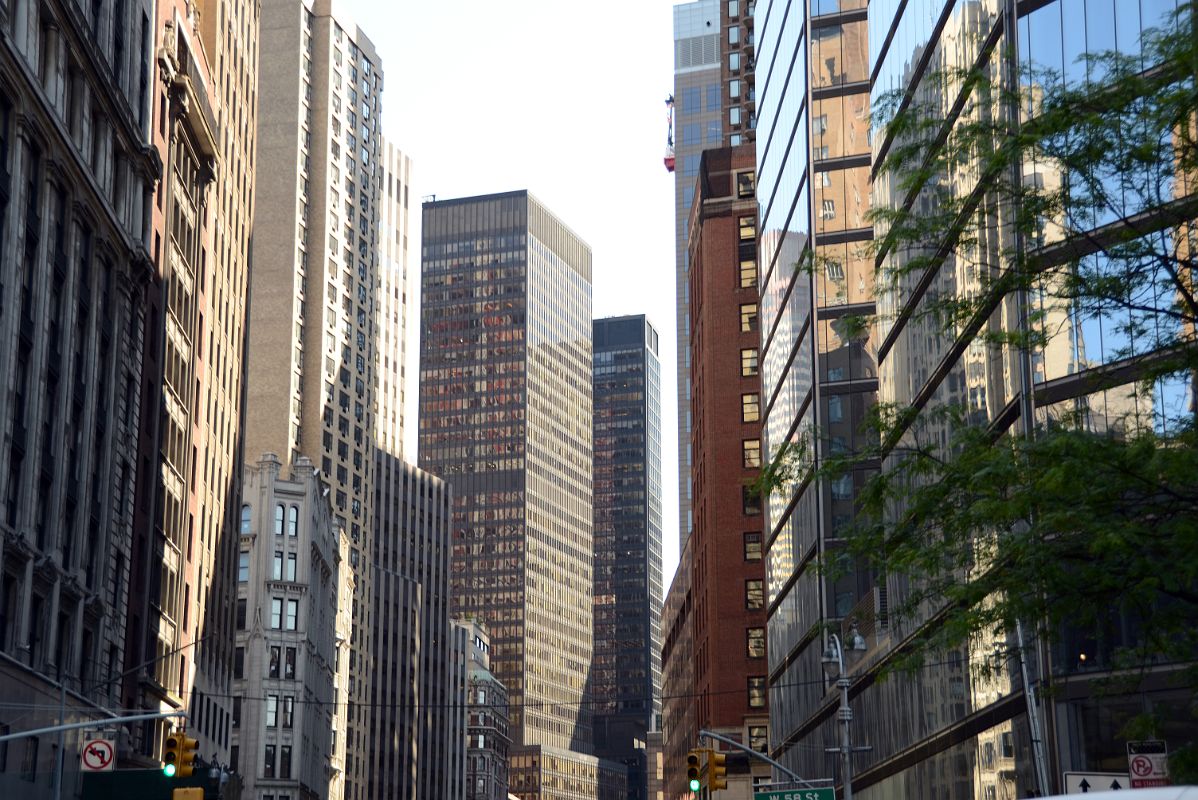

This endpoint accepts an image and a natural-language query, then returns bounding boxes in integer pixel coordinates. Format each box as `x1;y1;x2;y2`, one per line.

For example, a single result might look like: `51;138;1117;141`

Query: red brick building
662;144;769;800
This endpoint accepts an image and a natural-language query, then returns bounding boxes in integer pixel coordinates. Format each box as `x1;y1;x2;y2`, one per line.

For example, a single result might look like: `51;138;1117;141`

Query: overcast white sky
340;0;683;581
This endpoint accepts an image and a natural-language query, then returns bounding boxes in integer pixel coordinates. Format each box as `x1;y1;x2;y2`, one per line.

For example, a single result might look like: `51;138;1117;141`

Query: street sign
80;738;116;772
754;789;836;800
1063;771;1129;793
1127;740;1170;788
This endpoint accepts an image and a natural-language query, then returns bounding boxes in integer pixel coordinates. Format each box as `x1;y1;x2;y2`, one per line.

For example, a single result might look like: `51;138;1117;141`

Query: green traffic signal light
687;749;703;793
689;777;701;792
163;763;177;777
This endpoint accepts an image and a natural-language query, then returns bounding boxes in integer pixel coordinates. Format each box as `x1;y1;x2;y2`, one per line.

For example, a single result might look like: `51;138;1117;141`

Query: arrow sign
80;738;115;772
1064;771;1128;794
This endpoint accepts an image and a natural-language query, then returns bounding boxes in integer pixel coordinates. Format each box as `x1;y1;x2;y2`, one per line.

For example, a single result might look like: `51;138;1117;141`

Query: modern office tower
0;0;154;792
462;620;512;800
672;0;723;547
758;1;1192;798
420;191;624;800
122;0;259;766
232;454;344;798
367;456;460;800
591;315;664;800
247;2;383;796
754;0;875;786
377;142;413;457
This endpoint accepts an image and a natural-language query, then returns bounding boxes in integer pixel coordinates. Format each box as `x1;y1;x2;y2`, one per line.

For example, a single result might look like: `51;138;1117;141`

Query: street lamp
822;621;867;800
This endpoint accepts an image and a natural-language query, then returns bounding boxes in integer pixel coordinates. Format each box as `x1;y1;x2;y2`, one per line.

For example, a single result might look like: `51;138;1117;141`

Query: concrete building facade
232;453;345;800
367;455;461;800
590;315;664;800
0;0;156;791
462;619;511;800
246;2;383;797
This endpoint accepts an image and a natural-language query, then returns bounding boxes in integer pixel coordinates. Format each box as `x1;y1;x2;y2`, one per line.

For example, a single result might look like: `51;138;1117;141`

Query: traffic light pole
697;729;829;790
0;710;189;743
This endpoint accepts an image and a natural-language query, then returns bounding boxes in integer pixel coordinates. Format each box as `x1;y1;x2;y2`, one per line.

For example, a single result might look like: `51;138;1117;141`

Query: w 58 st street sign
755;789;836;800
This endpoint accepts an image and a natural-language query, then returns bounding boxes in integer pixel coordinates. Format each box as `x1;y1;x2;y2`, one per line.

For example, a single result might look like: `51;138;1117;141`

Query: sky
338;0;684;581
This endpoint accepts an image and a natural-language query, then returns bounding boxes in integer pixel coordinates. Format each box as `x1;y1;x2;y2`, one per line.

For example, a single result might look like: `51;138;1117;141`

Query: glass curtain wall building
591;315;664;800
673;0;724;547
759;0;1192;797
420;191;626;800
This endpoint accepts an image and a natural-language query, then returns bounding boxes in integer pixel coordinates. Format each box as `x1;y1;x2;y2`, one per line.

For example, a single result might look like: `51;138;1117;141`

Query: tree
760;1;1198;780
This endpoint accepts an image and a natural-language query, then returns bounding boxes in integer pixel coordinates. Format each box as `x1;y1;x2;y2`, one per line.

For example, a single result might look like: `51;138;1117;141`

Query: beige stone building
245;1;383;797
232;453;346;800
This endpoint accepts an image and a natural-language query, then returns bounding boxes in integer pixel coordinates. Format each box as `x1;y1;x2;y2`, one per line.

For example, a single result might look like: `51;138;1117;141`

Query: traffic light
163;729;199;778
686;749;702;793
709;750;727;791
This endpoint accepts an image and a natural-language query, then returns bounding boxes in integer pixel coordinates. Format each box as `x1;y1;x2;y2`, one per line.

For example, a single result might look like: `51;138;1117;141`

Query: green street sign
754;789;836;800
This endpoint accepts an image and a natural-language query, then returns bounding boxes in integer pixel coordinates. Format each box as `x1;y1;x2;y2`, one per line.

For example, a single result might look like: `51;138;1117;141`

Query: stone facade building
462;619;510;800
232;453;346;800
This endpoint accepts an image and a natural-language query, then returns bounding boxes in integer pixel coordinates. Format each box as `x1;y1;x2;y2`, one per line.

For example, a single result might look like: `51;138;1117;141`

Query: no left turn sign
80;738;115;772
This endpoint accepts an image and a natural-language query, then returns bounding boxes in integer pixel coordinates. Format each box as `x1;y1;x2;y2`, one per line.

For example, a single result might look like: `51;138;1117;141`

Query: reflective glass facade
420;191;602;797
759;0;1192;797
590;315;664;800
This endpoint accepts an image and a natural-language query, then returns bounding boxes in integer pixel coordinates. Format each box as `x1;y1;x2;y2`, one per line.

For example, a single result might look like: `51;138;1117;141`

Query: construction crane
664;94;676;172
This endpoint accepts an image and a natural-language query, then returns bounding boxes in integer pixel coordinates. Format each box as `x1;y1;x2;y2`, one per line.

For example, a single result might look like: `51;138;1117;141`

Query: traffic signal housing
686;749;702;793
163;729;200;778
709;750;727;791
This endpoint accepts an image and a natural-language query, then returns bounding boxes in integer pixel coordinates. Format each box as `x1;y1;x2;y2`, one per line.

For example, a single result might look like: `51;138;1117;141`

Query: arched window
288;505;299;537
239;505;252;534
274;504;285;535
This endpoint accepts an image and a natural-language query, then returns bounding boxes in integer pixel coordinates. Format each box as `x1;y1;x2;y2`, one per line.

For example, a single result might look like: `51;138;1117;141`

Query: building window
727;25;740;45
287;505;299;536
280;745;292;779
232;697;241;728
730;106;742;125
266;695;278;728
729;52;741;71
749;725;768;752
744;532;762;561
274;504;285;534
743;485;762;515
738;216;755;240
737;171;756;198
239;505;251;534
282;696;294;728
264;745;276;778
286;553;297;582
271;598;283;629
740;348;758;376
747;627;766;658
269;646;281;678
745;579;764;609
740;303;758;332
272;551;283;581
285;647;297;679
236;599;247;630
285;599;298;630
814;114;828;134
20;737;38;781
748;677;767;707
742;439;761;468
238;552;249;582
741;393;760;423
729;78;741;99
827;394;844;423
821;198;836;219
234;647;245;679
739;259;757;289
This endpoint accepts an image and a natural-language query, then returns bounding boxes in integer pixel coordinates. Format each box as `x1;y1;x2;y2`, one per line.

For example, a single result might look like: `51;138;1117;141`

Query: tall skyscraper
376;142;413;457
232;454;345;798
758;1;1192;798
591;315;664;800
367;456;459;800
246;2;383;796
122;0;260;766
420;191;625;799
0;0;155;792
672;0;723;546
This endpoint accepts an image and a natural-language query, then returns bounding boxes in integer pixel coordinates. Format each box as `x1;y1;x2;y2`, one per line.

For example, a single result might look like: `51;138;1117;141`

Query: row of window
233;645;298;680
239;503;302;536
